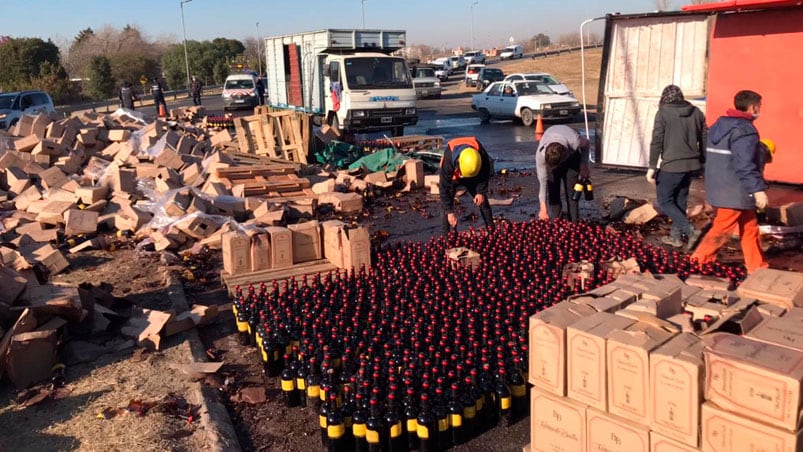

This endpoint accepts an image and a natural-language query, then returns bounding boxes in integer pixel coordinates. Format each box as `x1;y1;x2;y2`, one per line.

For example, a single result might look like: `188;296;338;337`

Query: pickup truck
412;66;442;99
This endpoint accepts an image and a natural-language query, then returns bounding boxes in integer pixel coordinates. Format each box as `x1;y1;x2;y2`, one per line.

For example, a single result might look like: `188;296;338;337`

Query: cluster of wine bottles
230;220;744;451
206;116;234;129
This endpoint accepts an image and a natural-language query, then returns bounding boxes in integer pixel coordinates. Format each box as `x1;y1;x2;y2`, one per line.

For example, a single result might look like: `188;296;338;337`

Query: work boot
660;236;684;248
685;229;703;252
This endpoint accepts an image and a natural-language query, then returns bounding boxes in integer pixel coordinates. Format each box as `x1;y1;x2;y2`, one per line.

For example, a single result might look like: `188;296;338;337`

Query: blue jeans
656;170;695;239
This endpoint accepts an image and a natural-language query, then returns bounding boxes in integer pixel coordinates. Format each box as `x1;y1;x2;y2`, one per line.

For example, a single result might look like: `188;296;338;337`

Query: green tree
0;37;63;90
160;38;245;89
213;60;230;85
85;55;115;101
531;33;551;49
31;61;78;104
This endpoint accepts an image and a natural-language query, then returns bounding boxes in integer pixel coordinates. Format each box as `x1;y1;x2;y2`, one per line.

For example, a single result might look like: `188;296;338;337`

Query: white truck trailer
263;29;418;137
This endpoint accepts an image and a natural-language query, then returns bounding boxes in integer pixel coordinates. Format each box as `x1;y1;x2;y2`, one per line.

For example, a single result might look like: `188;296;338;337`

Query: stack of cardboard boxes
527;268;803;452
221;220;371;277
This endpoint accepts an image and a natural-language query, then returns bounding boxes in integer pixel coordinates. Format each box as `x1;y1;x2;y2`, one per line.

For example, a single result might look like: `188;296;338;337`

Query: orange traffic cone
158;103;166;118
534;112;544;141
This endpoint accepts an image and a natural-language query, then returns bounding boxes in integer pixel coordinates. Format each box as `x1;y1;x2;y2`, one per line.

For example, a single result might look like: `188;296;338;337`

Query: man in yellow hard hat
439;137;495;235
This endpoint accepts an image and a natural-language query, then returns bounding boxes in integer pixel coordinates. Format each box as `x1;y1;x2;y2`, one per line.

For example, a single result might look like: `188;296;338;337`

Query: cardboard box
736;268;803;310
64;209;99;236
746;316;803;351
250;233;271;272
701;402;802;452
30;244;70;275
607;316;677;424
288;221;322;263
222;230;251;276
321;220;371;270
318;192;364;213
650;432;701;452
649;333;705;447
531;389;588;452
76;185;109;205
567;312;636;410
5;329;58;389
0;265;28;304
404;159;425;189
586;407;650;452
265;226;293;269
446;247;481;270
528;303;597;393
703;333;803;431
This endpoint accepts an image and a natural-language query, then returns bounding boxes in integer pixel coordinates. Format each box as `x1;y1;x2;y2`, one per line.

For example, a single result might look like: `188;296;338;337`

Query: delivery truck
264;29;418;137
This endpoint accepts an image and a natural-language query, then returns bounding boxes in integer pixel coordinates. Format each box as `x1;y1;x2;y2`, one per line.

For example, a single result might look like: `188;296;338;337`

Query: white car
471;81;581;126
464;64;485;87
430;57;451;80
504;72;573;96
412;67;442;99
463;50;486;65
499;44;523;60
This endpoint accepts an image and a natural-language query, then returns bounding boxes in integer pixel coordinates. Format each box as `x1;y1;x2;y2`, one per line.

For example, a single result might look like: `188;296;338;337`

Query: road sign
139;75;148;85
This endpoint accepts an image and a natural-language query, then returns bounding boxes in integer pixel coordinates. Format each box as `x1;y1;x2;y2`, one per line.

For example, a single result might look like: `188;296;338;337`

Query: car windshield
525;74;560;85
0;94;16;109
225;79;254;89
345;57;412;89
467;66;482;74
483;69;503;78
414;68;436;78
514;82;556;95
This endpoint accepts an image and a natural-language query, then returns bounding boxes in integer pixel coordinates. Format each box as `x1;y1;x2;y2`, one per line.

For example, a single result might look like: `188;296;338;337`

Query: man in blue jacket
690;90;769;273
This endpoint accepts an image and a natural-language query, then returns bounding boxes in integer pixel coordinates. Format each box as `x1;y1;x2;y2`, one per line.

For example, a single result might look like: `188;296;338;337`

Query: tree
556;32;582;47
529;33;551;51
214;60;230;85
160;38;246;88
0;37;63;90
85;55;115;101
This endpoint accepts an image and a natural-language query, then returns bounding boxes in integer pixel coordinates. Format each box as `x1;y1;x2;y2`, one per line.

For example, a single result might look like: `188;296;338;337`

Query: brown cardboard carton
586;407;650;452
322;220;347;268
30;244;69;275
700;402;802;452
0;265;27;304
288;221;322;263
446;247;481;270
341;225;371;271
746;316;803;352
64;209;99;236
5;329;58;389
250;233;271;272
265;226;293;269
531;389;588;452
528;303;597;393
404;159;425;189
607;315;678;424
703;333;803;431
736;268;803;310
649;333;705;447
38;166;67;190
784;307;803;321
567;312;636;410
75;185;109;205
650;431;701;452
222;230;251;276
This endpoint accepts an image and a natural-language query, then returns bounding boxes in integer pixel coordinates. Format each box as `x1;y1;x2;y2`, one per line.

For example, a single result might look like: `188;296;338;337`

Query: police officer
151;77;167;116
438;136;495;235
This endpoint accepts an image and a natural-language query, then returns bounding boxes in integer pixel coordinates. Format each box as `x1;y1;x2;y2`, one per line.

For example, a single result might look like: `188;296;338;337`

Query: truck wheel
479;108;491;123
520;108;534;127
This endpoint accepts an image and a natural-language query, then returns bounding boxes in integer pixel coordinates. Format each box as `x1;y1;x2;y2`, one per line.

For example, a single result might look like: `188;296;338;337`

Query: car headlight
222;93;231;98
352;110;366;118
434;81;440;87
542;104;552;109
0;113;6;119
571;102;579;107
405;108;416;115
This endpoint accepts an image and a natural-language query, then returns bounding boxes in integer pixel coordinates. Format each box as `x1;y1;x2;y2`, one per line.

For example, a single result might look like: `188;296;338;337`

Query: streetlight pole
256;22;262;76
180;0;192;92
362;0;367;28
470;1;479;51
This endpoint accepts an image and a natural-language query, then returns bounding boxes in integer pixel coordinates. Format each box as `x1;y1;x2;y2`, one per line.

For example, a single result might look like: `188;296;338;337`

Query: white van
222;73;259;110
500;45;523;60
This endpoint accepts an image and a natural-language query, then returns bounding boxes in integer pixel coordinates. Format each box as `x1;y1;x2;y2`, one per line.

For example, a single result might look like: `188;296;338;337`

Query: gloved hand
646;168;657;184
753;191;769;209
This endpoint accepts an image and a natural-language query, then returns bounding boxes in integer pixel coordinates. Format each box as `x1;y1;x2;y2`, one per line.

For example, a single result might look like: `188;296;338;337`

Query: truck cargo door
285;43;303;107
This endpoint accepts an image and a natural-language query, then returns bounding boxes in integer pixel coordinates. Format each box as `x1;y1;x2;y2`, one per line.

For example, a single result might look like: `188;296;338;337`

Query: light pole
470;1;478;51
256;22;262;76
362;0;367;28
180;0;192;92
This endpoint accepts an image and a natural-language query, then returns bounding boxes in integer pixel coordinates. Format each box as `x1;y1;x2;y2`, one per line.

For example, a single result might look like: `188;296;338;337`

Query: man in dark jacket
190;76;203;106
439;137;494;235
690;90;769;273
151;77;167;116
647;85;707;250
119;81;137;110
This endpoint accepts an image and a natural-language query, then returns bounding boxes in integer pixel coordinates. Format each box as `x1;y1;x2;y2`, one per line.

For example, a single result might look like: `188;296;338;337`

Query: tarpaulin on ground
347;147;409;172
314;140;365;169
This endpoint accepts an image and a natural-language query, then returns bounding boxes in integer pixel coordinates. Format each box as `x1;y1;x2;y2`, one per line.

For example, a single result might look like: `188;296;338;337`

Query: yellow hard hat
457;147;481;178
760;138;776;156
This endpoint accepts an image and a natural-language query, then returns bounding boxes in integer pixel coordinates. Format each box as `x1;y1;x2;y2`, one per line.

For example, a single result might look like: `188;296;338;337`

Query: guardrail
526;43;603;59
55;85;223;116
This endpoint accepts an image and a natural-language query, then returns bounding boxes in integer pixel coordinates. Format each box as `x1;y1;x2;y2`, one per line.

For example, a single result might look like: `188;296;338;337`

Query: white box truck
264;29;418;137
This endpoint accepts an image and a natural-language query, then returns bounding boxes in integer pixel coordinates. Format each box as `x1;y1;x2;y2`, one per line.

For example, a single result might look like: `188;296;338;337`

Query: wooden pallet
230;174;311;197
227;152;306;172
214;164;297;180
232;111;311;165
221;259;340;295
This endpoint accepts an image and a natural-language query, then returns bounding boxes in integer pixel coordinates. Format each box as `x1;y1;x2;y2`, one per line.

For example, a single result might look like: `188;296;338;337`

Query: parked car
463;50;486;65
464;64;485;87
499;44;524;60
471;81;580;125
504;72;573;96
412;66;442;99
448;55;466;70
476;67;505;91
0;90;56;131
222;73;259;110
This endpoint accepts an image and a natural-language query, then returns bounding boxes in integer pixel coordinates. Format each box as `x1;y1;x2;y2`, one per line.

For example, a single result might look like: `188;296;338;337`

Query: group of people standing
439;86;772;274
118;76;204;115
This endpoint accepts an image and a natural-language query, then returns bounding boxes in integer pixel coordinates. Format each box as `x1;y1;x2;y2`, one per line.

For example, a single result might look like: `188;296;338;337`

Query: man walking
439;137;495;235
119;81;137;110
536;125;591;221
151;77;167;116
690;90;769;273
191;76;203;106
647;85;707;250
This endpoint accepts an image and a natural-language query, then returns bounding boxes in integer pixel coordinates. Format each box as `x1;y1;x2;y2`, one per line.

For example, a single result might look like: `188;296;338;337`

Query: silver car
0;90;56;131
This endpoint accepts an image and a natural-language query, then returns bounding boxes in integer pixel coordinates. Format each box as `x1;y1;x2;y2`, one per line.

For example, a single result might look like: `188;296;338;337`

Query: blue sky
2;0;664;50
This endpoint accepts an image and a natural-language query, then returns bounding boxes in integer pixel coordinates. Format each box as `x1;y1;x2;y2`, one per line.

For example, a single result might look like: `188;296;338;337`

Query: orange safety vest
447;137;480;152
